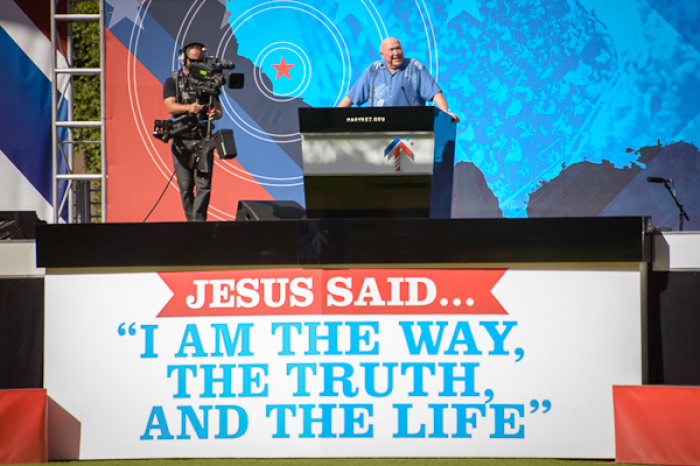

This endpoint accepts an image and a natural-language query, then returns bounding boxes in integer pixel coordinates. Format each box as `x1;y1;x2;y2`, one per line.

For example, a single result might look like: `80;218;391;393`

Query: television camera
153;53;244;151
187;56;244;106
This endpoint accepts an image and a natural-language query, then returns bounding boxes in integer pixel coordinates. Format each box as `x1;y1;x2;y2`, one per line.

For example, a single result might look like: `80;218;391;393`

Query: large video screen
105;0;700;228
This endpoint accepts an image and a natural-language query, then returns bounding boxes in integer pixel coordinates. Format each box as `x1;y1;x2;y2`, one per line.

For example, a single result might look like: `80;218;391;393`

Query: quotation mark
118;322;137;336
530;399;551;413
483;391;551;414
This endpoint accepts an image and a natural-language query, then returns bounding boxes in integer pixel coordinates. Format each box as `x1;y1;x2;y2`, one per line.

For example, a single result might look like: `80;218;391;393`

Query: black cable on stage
143;170;177;222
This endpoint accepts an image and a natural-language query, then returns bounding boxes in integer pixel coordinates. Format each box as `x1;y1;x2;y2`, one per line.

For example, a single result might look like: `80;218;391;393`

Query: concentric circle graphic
253;42;312;101
125;0;440;220
218;1;356;143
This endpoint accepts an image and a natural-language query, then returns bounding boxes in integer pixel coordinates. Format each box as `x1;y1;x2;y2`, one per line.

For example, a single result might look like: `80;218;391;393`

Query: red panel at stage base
614;385;700;466
0;389;47;464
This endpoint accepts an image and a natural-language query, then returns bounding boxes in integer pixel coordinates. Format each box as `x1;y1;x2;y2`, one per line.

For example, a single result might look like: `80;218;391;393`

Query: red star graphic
271;56;294;80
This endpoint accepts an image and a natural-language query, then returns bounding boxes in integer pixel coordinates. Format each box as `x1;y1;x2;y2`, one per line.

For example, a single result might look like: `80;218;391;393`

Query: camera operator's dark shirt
163;73;219;120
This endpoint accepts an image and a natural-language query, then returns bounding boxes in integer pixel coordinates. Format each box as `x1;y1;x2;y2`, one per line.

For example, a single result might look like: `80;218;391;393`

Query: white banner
44;268;642;459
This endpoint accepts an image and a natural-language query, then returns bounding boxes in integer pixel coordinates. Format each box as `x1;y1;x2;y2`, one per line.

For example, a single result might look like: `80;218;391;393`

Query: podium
298;107;457;218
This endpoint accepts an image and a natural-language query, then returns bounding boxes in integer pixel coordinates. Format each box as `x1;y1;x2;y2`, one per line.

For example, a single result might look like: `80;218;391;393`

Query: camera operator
163;42;222;222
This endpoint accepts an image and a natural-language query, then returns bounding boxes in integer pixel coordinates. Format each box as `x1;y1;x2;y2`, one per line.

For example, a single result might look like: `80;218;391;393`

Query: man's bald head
380;37;405;72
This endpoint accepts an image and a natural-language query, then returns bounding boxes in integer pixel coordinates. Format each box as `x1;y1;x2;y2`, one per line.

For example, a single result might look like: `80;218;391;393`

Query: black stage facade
36;216;652;269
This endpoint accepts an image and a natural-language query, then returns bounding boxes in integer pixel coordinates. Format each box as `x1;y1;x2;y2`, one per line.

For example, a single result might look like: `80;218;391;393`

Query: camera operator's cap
178;42;208;63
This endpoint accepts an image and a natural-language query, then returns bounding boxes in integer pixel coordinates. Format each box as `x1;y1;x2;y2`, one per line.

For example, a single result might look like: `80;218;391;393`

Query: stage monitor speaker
0;211;43;240
236;201;306;221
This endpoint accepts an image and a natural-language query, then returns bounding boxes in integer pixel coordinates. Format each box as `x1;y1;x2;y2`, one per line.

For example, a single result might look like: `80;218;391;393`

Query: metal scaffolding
50;0;105;223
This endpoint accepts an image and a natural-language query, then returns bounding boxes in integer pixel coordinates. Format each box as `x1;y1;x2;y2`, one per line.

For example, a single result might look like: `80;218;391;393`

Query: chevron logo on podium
384;137;414;171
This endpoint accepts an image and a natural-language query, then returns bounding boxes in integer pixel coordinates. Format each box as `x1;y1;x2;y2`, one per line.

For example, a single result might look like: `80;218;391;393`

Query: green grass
24;459;654;466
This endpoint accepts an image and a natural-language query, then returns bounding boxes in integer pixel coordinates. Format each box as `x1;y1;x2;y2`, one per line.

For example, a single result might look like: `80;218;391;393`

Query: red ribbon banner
157;269;508;317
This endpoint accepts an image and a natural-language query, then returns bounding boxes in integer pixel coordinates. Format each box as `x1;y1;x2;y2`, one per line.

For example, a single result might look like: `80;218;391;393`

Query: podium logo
384;137;414;171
